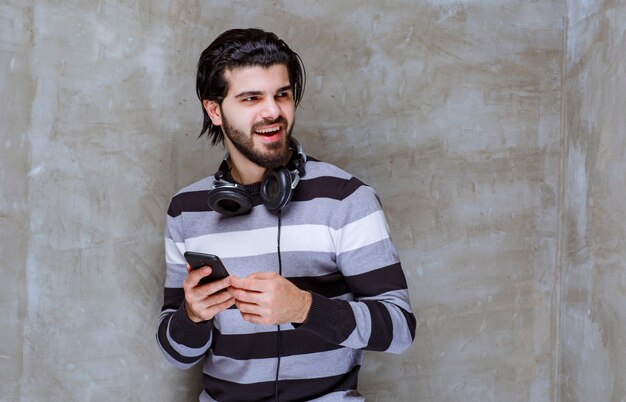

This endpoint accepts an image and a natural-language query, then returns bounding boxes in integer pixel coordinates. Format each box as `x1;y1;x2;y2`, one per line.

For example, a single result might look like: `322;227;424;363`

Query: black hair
196;28;306;145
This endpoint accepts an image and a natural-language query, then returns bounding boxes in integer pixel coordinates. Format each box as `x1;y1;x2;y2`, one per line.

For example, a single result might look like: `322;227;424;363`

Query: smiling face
204;64;295;170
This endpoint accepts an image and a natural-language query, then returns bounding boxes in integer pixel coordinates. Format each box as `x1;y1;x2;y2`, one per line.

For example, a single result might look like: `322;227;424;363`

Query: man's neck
228;152;267;184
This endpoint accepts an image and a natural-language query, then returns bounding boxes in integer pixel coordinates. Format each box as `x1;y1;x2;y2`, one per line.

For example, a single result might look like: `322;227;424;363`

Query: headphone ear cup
261;167;293;212
207;187;253;216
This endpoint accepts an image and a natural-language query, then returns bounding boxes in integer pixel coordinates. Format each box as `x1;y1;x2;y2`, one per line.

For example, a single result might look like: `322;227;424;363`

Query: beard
221;112;293;170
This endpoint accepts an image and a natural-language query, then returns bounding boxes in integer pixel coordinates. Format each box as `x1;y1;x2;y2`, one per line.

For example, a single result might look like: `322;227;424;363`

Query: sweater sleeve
298;180;416;353
155;201;214;369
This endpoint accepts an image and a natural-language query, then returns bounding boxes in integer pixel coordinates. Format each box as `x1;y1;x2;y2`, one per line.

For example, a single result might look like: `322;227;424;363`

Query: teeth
256;127;280;134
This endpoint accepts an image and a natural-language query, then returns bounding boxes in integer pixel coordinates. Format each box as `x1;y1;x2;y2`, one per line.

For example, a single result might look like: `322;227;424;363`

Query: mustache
252;116;288;129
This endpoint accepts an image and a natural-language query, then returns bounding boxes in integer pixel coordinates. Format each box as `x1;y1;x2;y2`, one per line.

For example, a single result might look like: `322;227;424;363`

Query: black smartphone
184;251;230;285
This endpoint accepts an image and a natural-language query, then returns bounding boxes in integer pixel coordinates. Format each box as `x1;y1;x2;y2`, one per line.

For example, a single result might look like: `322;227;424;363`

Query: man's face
205;64;295;169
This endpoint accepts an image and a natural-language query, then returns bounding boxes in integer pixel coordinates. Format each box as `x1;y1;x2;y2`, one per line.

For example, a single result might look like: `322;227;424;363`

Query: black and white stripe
157;159;416;401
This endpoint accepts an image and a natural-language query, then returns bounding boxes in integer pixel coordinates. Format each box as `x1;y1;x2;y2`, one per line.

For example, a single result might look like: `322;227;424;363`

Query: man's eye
277;92;292;99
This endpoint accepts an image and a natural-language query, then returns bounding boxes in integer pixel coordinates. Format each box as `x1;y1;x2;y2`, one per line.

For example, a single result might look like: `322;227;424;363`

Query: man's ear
203;100;222;126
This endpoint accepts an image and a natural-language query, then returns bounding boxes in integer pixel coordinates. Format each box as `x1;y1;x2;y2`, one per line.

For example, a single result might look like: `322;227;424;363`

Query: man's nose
260;99;280;120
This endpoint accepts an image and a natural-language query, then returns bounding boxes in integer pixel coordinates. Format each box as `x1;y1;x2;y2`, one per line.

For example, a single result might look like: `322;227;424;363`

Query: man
157;28;416;402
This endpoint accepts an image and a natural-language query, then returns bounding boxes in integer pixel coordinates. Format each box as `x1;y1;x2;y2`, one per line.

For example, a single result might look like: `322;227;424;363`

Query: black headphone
207;137;307;216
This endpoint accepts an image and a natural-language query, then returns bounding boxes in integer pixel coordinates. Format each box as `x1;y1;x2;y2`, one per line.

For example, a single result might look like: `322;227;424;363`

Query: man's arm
156;202;223;369
299;263;415;353
298;181;416;353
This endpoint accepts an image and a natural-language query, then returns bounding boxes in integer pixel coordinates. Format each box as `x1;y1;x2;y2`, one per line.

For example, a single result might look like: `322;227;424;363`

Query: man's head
196;28;306;146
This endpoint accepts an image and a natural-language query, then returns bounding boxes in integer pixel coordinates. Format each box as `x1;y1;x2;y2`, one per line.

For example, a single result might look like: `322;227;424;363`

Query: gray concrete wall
559;1;626;401
0;1;621;401
309;2;563;401
1;1;218;400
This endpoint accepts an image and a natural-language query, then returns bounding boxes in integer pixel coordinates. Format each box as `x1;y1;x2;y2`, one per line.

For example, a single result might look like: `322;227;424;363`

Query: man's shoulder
167;175;215;217
304;158;354;181
175;175;215;196
301;158;377;201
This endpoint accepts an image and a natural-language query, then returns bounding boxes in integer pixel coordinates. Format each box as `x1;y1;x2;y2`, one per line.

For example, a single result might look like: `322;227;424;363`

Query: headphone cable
275;209;283;402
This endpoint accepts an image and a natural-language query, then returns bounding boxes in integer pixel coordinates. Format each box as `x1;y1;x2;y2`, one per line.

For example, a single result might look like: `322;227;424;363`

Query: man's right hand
183;265;235;323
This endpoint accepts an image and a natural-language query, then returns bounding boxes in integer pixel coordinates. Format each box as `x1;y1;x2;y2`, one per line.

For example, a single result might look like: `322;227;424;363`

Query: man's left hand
229;272;312;325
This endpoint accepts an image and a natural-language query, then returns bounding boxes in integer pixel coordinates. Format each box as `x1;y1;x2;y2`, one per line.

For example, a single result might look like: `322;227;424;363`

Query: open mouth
253;124;284;142
254;126;281;136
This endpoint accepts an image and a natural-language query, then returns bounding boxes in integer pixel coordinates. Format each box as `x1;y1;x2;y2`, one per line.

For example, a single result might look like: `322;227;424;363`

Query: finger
216;297;236;311
228;275;250;289
197;276;232;296
207;289;235;307
229;276;267;292
234;299;259;313
247;272;278;280
184;266;213;289
193;289;235;317
240;312;272;325
241;313;262;324
198;295;236;321
185;274;228;312
230;287;262;304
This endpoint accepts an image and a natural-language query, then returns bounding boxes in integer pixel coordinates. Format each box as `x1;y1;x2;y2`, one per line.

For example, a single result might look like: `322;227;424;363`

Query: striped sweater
157;158;416;401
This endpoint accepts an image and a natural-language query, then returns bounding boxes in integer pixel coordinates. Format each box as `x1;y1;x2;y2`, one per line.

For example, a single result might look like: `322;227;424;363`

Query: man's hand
229;272;312;325
183;264;235;323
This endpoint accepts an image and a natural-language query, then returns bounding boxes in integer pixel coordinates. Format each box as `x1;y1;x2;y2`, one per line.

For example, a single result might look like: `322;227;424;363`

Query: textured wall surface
1;1;218;400
294;2;563;401
559;1;626;401
1;2;33;398
1;1;618;401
